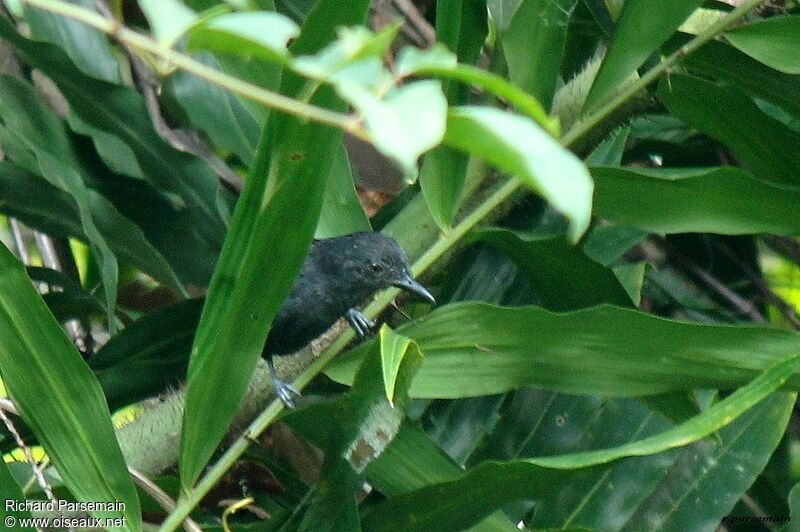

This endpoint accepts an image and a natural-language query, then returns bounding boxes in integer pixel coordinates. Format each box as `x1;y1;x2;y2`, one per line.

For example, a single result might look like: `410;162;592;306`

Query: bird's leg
345;308;375;338
266;354;301;408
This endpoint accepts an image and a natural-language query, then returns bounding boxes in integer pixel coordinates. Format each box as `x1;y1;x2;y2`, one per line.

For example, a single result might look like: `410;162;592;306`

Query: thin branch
0;403;56;503
392;0;436;46
655;237;766;323
128;466;202;532
712;240;800;329
7;218;31;264
763;236;800;269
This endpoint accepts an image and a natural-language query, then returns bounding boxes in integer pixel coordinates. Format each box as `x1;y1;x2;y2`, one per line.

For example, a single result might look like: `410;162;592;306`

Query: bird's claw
346;308;375;338
274;379;301;408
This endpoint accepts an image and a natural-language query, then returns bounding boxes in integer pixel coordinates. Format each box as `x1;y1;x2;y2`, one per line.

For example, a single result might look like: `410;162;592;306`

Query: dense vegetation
0;0;798;530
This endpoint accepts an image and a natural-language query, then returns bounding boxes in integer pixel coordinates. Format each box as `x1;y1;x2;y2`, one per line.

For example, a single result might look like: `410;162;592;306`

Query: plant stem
19;0;365;137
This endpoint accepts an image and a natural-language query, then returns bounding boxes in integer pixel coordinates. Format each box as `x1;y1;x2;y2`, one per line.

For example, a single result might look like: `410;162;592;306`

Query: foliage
0;0;797;530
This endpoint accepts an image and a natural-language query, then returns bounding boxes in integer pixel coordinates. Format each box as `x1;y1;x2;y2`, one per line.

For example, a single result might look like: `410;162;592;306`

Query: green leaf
23;0;121;82
327;303;800;399
179;108;341;489
0;244;140;530
621;393;794;530
379;325;423;407
498;0;578;106
315;144;371;238
0;459;31;529
474;227;633;309
361;355;800;531
166;53;260;165
726;15;800;74
419;147;469;229
658;74;800;188
592;166;800;235
179;0;372;489
585;0;704;110
188;11;299;63
0;19;227;285
0;76;119;324
139;0;198;46
680;37;800;118
91;299;202;412
469;391;677;528
0;162;184;294
443;106;593;241
396;46;557;133
344;80;447;180
421;0;485;229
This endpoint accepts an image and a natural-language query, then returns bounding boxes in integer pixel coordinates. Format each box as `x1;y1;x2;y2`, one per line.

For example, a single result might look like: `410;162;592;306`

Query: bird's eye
371;262;382;272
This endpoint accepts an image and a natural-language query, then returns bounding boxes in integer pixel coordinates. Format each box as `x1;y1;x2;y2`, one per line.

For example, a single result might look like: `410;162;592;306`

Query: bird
263;231;435;407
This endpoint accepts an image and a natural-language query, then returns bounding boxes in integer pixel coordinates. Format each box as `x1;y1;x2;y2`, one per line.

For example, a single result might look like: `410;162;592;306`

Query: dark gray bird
263;232;434;407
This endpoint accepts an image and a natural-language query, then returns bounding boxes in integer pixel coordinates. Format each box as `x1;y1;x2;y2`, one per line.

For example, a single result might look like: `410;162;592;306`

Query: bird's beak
392;273;435;304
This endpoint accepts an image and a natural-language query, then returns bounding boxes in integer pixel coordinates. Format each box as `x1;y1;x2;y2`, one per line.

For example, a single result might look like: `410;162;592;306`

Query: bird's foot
273;378;301;408
346;308;375;338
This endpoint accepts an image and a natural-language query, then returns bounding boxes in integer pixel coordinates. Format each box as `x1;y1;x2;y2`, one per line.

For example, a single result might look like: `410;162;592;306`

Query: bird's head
321;232;435;304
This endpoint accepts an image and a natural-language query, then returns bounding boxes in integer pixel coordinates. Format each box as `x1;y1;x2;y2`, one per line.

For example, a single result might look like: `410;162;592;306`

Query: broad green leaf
582;224;647;266
592;166;800;235
474;227;633;309
585;0;704;110
179;106;342;489
379;325;423;407
621;393;794;531
0;19;227;285
91;299;203;412
419;147;468;229
658;74;800;188
179;0;372;489
361;355;800;531
470;391;676;529
139;0;198;46
726;15;800;74
499;0;578;107
188;11;299;63
436;0;486;67
443;106;593;241
166;53;260;165
0;162;184;294
327;303;800;398
24;0;121;82
315;145;371;238
421;395;507;466
291;25;399;84
0;76;119;323
680;37;800;117
0;244;140;530
344;80;447;180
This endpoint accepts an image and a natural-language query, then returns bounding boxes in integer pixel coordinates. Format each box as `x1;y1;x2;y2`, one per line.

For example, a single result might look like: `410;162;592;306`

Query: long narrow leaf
0;243;140;530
